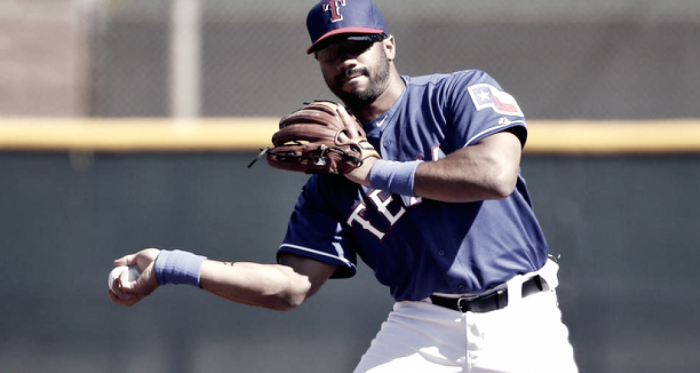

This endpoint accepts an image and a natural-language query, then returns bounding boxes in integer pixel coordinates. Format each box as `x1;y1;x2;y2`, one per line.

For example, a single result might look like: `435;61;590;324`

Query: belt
429;275;546;313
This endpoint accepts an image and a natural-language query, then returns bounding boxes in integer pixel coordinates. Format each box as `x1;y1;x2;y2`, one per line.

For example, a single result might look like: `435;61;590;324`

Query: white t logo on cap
323;0;347;23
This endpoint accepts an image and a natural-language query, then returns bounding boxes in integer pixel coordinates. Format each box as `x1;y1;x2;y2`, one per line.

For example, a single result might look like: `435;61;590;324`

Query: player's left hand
336;104;377;186
343;151;378;186
108;248;161;307
263;100;380;175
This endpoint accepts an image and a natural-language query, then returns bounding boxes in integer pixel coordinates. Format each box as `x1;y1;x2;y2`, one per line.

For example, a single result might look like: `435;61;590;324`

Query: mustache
335;67;369;84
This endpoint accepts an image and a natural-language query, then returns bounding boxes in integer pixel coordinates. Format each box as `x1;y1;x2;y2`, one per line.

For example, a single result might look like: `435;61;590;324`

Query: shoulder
401;70;507;106
404;70;499;89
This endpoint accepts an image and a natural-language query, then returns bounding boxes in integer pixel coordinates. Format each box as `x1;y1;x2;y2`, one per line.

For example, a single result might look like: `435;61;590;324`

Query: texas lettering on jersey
344;148;437;241
347;190;422;241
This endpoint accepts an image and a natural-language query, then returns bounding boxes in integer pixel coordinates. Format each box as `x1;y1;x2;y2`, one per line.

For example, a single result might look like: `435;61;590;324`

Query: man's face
316;35;392;107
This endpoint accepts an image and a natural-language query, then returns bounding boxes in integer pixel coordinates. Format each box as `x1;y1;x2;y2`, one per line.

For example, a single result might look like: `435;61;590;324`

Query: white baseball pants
353;262;578;373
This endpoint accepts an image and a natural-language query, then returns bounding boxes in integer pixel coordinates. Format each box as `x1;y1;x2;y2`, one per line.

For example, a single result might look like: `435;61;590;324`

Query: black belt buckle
456;295;477;313
456;289;506;313
431;275;546;313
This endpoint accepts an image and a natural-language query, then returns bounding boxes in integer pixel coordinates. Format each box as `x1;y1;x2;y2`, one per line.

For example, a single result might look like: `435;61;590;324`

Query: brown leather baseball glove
260;101;380;174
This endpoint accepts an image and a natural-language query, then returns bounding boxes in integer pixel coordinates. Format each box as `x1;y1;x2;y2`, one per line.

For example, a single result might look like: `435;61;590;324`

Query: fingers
108;289;141;307
108;267;142;306
336;105;362;138
113;252;140;267
117;266;131;288
125;262;158;294
109;268;158;307
113;248;161;271
109;251;161;307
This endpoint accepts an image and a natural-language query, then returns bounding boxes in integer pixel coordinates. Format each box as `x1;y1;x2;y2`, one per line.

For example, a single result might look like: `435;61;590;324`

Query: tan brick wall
0;0;90;117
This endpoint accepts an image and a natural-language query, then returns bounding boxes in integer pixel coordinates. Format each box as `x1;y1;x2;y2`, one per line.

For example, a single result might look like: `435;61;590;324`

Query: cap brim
306;27;385;54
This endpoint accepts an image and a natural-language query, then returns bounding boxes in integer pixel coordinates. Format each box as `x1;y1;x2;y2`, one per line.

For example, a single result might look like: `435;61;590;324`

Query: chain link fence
3;0;700;119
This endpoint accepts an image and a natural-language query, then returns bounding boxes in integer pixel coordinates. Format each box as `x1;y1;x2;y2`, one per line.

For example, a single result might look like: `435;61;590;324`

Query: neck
347;68;406;124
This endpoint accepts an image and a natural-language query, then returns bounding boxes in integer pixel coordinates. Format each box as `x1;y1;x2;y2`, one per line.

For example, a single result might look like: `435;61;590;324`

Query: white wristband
369;160;423;196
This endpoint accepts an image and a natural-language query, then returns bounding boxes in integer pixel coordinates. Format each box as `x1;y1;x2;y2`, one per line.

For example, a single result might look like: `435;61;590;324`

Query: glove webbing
247;144;363;171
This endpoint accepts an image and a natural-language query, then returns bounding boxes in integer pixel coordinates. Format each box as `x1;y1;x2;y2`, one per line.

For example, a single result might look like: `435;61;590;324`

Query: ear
382;35;397;61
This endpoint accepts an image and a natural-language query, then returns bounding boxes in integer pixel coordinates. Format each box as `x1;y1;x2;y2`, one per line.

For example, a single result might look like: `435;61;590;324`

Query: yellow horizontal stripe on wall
0;118;699;154
0;118;280;152
525;120;700;154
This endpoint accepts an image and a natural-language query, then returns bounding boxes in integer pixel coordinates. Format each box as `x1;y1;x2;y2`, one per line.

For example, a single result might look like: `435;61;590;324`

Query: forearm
354;132;522;203
110;250;336;309
199;260;311;311
414;144;518;203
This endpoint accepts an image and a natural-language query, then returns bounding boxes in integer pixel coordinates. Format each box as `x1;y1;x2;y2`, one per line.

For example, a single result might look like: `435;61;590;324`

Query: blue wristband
154;249;208;288
369;159;423;197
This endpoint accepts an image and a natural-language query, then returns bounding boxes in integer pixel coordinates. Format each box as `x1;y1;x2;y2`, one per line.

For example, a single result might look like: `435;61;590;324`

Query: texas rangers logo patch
468;84;524;116
323;0;347;22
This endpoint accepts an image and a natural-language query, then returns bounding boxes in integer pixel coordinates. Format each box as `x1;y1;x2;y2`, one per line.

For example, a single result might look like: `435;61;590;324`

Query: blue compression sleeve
154;250;208;288
369;160;423;197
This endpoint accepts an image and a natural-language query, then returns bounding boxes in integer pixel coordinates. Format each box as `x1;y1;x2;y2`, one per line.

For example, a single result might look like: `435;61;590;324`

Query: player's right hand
108;248;161;307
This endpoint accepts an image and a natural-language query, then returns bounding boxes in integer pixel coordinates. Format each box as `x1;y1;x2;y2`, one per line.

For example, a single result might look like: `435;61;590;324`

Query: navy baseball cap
306;0;388;54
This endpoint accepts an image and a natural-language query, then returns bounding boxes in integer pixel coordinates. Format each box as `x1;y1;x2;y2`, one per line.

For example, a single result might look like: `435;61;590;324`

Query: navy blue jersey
277;70;549;302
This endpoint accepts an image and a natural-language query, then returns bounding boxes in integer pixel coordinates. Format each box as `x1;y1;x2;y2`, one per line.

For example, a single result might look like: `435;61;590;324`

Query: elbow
271;291;306;311
487;166;518;200
481;132;522;200
260;291;305;312
265;270;313;312
490;182;516;200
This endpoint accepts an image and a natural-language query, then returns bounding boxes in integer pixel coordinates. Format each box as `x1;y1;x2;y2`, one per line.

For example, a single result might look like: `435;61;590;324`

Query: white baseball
108;265;141;292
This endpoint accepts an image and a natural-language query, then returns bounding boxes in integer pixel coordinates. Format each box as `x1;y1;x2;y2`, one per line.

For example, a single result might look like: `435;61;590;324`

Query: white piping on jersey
463;118;527;148
279;243;355;268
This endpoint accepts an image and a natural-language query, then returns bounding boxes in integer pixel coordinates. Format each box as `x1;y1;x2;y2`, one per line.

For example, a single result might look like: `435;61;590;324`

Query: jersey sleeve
446;70;528;149
276;175;359;279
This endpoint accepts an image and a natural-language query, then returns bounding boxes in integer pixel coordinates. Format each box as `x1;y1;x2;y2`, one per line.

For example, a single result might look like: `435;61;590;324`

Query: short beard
326;53;392;108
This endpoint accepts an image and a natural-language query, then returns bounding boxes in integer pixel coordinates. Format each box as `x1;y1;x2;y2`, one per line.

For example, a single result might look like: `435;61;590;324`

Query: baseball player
109;0;578;372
